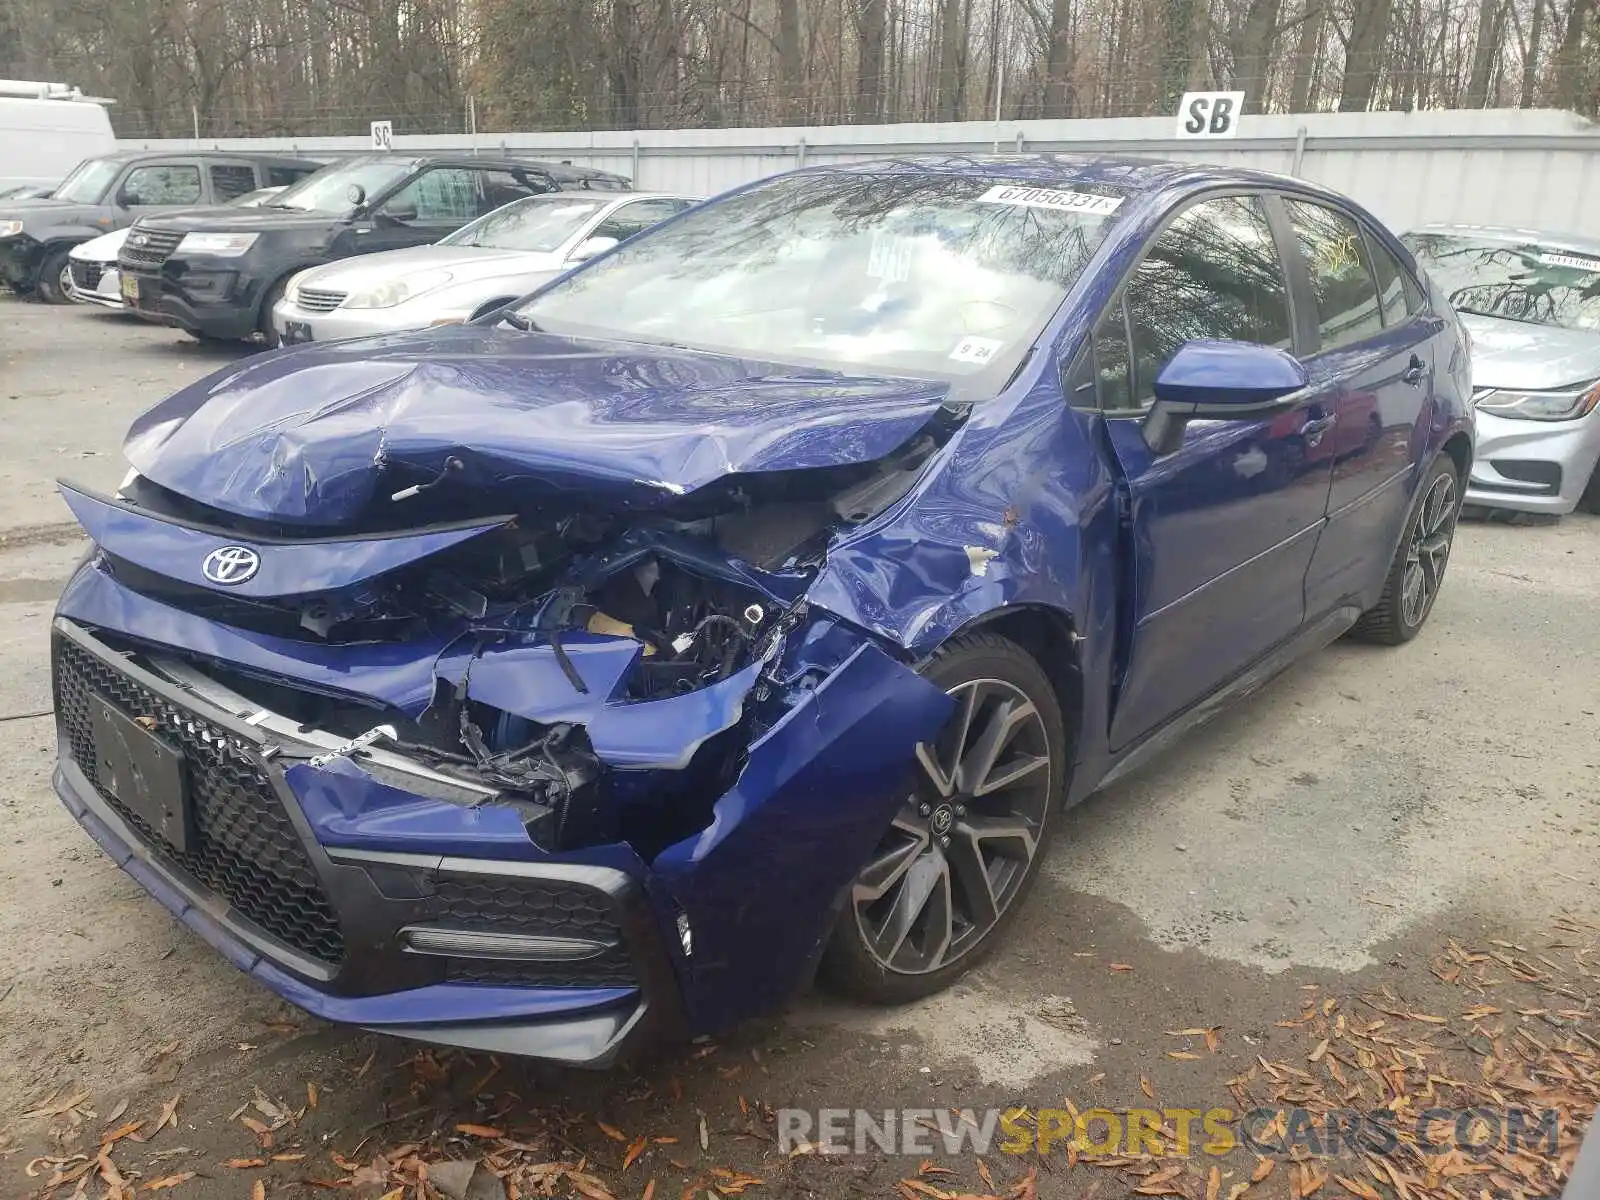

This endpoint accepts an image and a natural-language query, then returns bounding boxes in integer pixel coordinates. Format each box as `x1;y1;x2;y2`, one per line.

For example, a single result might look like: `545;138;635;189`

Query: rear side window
209;164;257;201
121;164;202;206
1364;233;1410;326
266;164;317;187
1285;199;1383;351
1125;193;1292;407
476;168;548;215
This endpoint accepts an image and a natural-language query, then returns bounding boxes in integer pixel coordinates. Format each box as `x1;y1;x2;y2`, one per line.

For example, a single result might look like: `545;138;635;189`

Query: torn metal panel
648;642;953;1030
58;481;510;598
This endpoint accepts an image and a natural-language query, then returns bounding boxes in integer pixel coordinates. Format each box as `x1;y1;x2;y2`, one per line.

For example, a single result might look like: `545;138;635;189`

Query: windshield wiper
497;310;538;331
1454;305;1544;326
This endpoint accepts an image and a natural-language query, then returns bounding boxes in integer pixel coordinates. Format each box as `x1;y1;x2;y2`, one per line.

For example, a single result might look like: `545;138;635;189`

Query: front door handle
1401;354;1426;385
1302;413;1337;447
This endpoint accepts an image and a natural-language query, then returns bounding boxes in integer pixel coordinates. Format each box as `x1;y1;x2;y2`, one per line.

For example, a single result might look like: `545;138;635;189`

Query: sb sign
1175;91;1246;138
370;120;394;151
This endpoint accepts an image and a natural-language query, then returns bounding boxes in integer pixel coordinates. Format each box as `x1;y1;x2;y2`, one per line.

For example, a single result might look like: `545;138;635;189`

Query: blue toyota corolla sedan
51;155;1473;1065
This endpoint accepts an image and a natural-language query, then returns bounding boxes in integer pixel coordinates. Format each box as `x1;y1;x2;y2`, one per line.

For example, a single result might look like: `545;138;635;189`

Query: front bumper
50;617;687;1065
0;234;43;288
120;252;272;339
1466;405;1600;515
67;258;124;309
273;297;444;342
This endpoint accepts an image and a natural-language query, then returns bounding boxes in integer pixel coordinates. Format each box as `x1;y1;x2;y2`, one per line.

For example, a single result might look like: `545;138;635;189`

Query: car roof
329;153;630;184
90;150;325;167
1404;222;1600;257
800;152;1363;207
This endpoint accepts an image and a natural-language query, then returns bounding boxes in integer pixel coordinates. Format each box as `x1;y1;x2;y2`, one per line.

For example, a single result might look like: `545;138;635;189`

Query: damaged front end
51;355;965;1061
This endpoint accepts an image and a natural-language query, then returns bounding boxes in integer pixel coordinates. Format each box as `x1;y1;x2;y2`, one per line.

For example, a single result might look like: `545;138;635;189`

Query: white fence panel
120;107;1600;236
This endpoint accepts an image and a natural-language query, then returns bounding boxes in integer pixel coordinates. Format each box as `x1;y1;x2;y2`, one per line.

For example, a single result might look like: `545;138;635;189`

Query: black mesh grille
70;260;104;289
433;877;635;988
118;229;183;271
53;636;345;966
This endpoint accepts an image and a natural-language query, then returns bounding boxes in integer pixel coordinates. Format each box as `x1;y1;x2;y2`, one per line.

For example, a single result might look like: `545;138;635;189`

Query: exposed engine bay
76;409;961;861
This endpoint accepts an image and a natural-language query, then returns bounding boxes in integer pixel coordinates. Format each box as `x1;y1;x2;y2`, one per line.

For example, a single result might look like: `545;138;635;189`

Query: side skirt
1088;604;1362;798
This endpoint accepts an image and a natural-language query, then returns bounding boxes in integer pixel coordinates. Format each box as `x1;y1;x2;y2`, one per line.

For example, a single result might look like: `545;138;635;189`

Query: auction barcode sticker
1540;251;1600;273
976;184;1123;216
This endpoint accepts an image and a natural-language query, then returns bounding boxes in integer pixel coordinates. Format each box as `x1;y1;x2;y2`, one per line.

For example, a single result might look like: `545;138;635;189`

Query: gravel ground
1;294;1597;1199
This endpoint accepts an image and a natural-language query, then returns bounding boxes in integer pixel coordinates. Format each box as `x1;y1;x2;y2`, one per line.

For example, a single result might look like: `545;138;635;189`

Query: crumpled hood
124;325;953;526
1461;313;1600;391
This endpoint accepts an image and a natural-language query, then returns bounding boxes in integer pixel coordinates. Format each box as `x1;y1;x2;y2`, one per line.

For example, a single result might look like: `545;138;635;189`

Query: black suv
120;153;632;343
0;151;322;303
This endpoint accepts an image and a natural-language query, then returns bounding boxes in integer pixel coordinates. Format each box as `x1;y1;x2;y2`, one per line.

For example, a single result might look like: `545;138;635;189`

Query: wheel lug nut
919;803;932;817
954;805;966;817
938;835;951;849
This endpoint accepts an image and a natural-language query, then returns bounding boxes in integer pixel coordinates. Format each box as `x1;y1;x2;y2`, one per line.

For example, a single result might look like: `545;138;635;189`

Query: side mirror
1143;339;1309;455
568;235;619;263
346;183;367;208
377;203;417;225
116;189;141;207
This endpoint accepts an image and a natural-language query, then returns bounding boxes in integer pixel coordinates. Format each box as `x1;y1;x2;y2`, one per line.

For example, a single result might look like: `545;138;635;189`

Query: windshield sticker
975;184;1123;216
949;336;1004;365
1539;251;1600;273
867;233;915;283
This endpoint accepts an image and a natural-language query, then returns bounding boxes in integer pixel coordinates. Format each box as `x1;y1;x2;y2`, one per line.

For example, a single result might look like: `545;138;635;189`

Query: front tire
820;632;1066;1005
1350;455;1461;645
35;247;73;305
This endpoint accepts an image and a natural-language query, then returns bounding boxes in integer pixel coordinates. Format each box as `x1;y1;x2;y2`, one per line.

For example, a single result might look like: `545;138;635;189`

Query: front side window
518;171;1127;396
380;168;479;222
442;195;611;251
1404;231;1600;332
121;165;202;206
1285;199;1383;351
1125;194;1291;406
592;198;693;243
475;169;548;215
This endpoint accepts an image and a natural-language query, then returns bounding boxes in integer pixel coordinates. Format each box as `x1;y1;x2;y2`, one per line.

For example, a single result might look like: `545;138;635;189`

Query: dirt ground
1;295;1597;1200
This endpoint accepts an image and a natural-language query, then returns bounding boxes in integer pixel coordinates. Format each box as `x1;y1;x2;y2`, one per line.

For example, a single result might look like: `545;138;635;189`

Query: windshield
443;195;609;251
268;156;418;213
1405;232;1600;332
53;158;121;204
517;171;1125;392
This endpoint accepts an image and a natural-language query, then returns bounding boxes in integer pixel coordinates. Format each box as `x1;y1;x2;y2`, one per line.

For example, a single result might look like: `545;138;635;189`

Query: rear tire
35;247;73;305
1350;455;1461;645
820;632;1066;1005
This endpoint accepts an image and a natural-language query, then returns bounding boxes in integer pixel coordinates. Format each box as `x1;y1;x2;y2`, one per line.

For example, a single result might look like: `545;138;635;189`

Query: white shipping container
0;92;116;191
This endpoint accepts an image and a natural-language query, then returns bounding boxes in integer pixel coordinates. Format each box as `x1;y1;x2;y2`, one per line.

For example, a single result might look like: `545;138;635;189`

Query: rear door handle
1401;355;1426;385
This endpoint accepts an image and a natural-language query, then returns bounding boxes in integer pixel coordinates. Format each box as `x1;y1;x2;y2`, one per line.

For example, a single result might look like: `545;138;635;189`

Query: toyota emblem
129;231;148;246
202;545;260;585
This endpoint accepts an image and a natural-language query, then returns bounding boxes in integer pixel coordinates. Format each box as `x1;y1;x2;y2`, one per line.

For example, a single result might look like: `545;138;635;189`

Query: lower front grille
433;877;636;988
53;636;346;966
70;260;104;289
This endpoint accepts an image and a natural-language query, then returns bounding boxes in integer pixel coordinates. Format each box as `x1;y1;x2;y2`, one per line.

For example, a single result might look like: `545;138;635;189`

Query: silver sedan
272;191;696;344
1405;224;1600;517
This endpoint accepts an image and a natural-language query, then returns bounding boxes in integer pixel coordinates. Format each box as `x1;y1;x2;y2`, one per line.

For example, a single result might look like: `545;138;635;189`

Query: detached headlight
344;271;454;310
0;220;24;238
175;232;259;257
1475;381;1600;422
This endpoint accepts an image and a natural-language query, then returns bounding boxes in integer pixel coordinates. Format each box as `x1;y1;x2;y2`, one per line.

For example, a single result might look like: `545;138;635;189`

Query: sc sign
1176;91;1245;138
370;120;393;151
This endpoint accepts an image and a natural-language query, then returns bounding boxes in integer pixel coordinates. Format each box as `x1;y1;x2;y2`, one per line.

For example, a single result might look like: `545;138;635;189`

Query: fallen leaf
1165;1051;1202;1061
597;1121;628;1143
251;1183;265;1200
156;1092;182;1133
1166;1027;1209;1036
568;1170;616;1200
454;1124;504;1139
22;1090;91;1119
1203;1027;1221;1054
1205;1165;1221;1200
1139;1076;1156;1100
223;1158;266;1169
1309;1038;1330;1063
142;1172;196;1190
1335;1175;1382;1200
354;1051;376;1080
623;1135;648;1170
1251;1159;1274;1184
1109;963;1134;972
269;1153;305;1162
306;1082;319;1109
642;1183;656;1200
101;1120;144;1146
104;1099;130;1124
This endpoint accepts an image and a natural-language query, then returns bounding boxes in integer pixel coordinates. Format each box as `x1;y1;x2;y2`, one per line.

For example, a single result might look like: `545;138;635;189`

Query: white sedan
271;191;695;345
67;186;287;310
